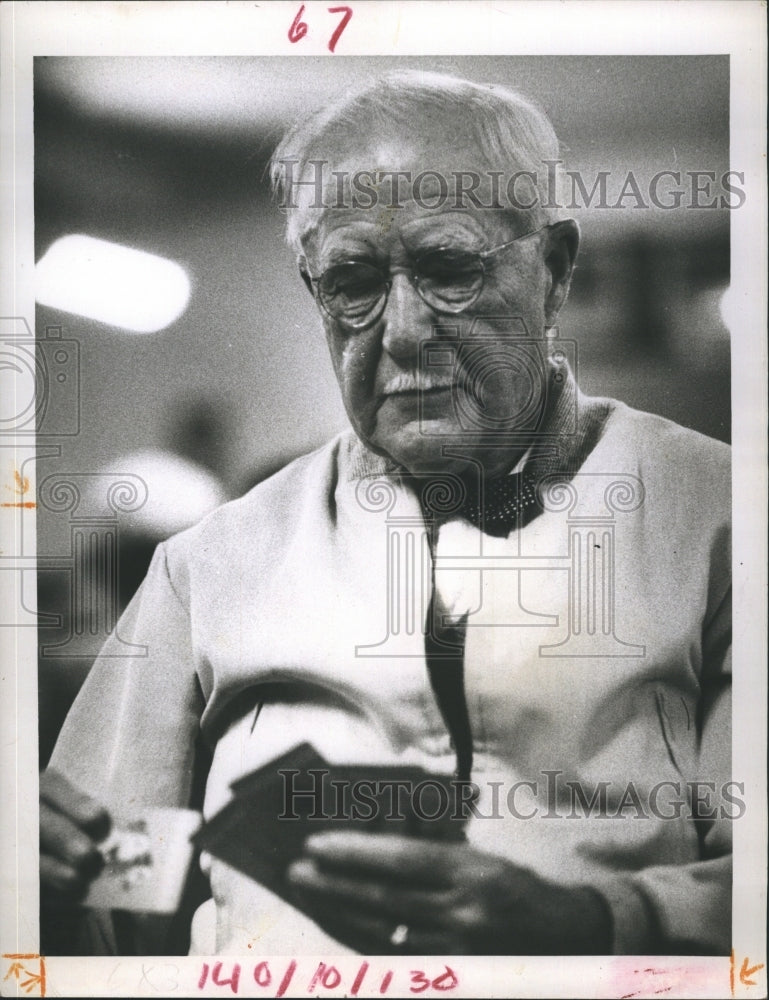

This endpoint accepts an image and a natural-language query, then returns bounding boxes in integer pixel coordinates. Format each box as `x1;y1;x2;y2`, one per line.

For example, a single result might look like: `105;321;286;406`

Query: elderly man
41;71;731;957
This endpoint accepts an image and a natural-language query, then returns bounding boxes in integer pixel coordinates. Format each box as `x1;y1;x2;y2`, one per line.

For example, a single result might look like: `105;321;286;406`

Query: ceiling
35;54;728;151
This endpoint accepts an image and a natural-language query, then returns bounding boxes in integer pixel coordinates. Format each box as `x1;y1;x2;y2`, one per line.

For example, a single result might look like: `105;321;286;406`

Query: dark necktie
424;598;473;783
422;468;544;787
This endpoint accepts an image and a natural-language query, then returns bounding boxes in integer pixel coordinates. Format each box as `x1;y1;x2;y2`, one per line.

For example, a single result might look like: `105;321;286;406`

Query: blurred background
34;55;731;763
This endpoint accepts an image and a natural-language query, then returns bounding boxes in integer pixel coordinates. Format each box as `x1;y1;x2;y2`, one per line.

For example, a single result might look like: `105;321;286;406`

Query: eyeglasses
305;225;550;330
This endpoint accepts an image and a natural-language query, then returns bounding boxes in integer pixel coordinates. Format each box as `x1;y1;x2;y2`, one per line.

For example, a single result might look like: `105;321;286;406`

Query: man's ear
543;219;580;327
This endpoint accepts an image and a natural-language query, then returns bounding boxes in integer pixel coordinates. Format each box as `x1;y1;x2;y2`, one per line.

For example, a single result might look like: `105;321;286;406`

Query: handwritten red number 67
288;5;353;53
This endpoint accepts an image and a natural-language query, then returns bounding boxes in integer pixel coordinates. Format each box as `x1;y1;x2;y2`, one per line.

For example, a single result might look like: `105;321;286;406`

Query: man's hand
40;769;111;905
287;831;613;955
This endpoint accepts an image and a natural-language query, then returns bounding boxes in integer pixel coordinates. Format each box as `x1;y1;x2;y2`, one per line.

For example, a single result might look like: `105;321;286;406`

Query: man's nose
380;271;435;362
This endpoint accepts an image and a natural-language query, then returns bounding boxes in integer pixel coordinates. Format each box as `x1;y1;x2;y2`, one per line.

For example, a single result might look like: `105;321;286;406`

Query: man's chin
369;420;478;477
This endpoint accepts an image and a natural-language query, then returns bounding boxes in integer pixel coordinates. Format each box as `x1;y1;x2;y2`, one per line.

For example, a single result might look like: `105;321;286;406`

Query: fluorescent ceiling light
36;234;191;334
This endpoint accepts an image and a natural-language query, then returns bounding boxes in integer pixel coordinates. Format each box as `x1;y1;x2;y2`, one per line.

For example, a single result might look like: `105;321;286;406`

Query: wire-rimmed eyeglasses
304;225;550;330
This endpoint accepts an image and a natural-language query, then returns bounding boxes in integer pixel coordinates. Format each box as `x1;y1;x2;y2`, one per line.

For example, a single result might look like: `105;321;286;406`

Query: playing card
84;807;201;914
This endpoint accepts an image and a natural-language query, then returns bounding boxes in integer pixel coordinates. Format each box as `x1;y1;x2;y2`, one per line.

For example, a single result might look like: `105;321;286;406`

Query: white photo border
1;3;766;998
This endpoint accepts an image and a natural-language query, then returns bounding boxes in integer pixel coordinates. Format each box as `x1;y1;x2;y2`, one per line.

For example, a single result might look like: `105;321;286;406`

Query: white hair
269;70;566;253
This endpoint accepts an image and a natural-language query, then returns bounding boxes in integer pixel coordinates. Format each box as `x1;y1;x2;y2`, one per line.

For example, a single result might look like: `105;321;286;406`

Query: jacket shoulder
162;432;354;578
604;401;730;510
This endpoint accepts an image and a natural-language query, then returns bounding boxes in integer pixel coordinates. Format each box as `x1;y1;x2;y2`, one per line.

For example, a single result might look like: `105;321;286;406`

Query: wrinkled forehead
280;130;552;258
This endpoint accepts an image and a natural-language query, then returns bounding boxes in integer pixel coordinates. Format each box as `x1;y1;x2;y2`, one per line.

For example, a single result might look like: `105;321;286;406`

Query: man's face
299;133;576;479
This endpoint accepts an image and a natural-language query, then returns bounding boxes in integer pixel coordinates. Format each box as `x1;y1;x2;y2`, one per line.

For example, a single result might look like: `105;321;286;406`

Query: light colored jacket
52;385;731;955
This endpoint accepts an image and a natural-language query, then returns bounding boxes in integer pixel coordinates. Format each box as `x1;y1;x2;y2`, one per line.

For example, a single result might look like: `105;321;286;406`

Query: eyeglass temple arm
479;224;551;261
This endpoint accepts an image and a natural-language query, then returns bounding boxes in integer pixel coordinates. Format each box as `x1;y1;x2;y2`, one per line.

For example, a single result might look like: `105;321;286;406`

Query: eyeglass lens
317;250;486;326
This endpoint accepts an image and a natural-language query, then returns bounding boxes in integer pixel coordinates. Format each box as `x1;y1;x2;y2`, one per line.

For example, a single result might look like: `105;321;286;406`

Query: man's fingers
287;858;452;924
293;887;453;955
39;855;90;899
40;801;104;874
40;769;111;840
303;832;460;887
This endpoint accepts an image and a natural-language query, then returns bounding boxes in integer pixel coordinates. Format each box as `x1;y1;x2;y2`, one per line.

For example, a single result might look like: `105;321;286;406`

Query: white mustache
382;372;456;393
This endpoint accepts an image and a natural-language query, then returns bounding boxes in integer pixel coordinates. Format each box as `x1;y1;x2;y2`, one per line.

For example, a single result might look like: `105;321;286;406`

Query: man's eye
418;251;481;285
324;264;382;300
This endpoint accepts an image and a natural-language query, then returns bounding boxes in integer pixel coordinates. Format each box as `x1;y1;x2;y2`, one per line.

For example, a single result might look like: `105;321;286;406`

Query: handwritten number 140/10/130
288;4;353;53
197;960;458;995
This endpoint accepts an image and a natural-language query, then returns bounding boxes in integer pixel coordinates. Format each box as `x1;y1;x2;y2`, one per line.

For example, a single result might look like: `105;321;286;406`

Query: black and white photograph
1;3;766;998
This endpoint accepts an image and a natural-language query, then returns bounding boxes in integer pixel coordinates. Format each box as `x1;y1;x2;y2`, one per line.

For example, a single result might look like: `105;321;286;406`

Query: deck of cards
194;743;467;903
